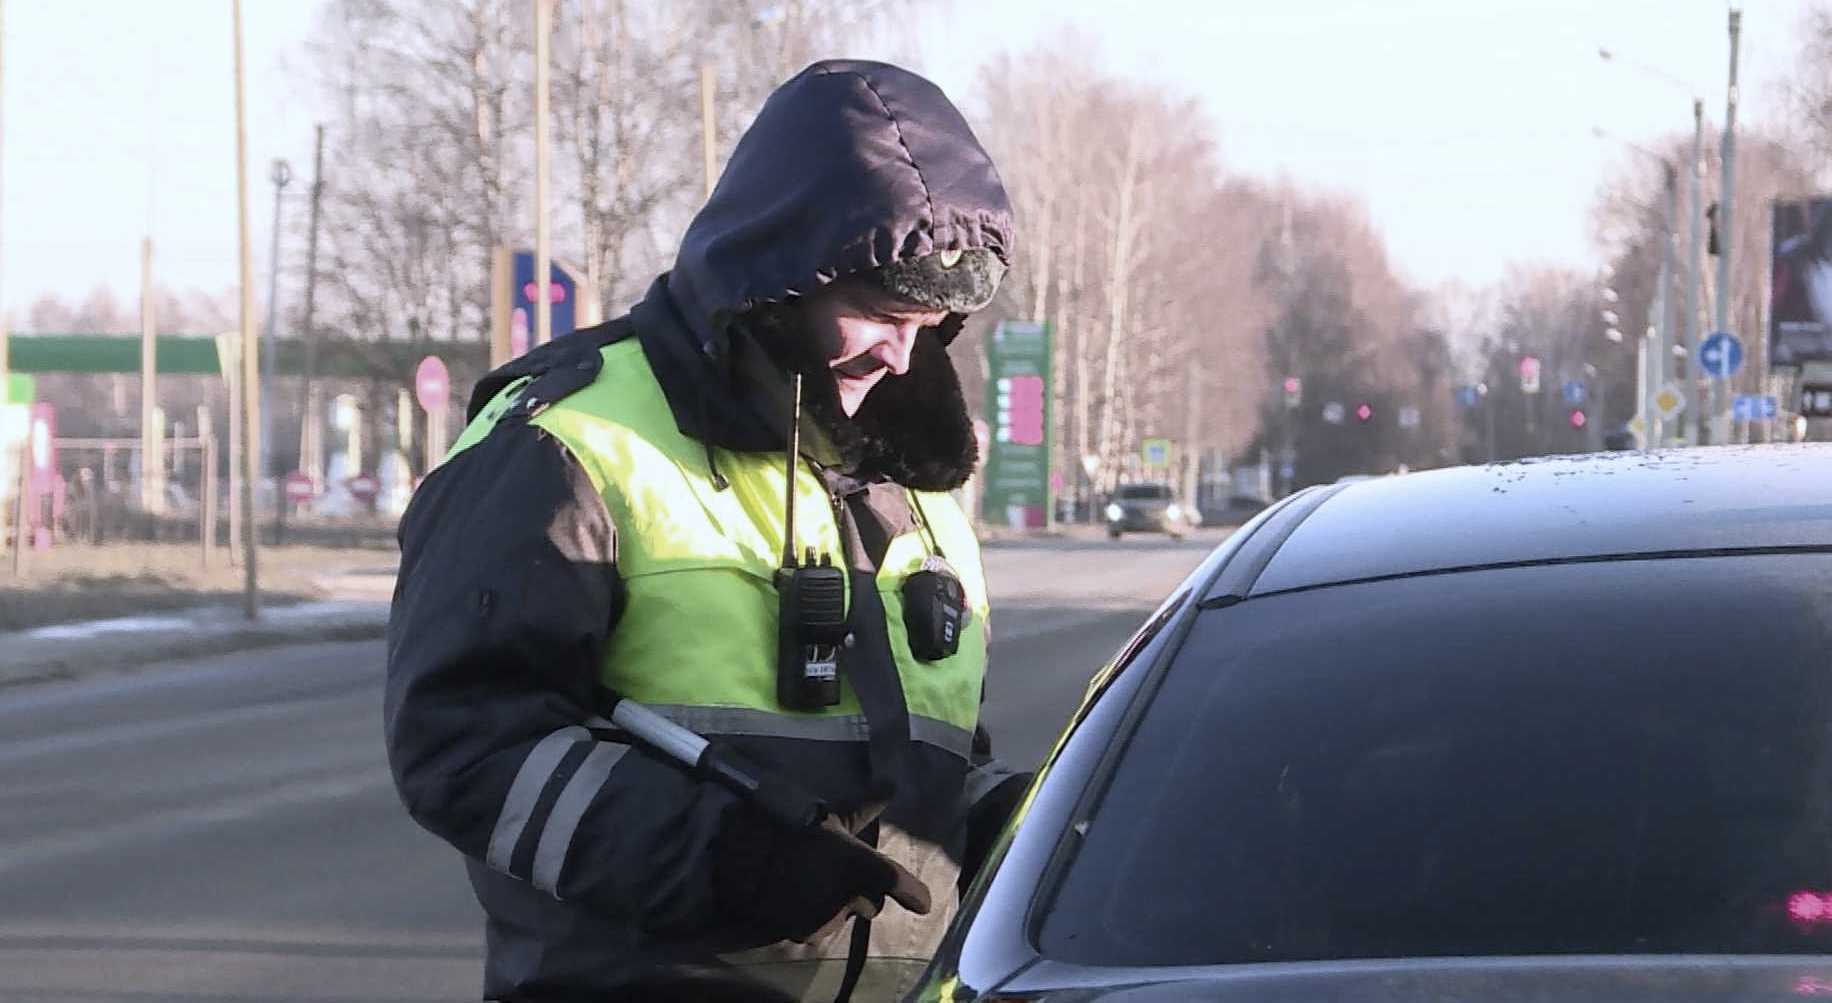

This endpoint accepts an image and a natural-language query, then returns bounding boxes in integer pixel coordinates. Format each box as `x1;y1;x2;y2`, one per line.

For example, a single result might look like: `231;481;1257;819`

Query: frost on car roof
1253;444;1832;594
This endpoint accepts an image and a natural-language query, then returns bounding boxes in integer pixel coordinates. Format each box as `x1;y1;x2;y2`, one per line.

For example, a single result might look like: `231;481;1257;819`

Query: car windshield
1038;553;1832;966
1116;485;1172;501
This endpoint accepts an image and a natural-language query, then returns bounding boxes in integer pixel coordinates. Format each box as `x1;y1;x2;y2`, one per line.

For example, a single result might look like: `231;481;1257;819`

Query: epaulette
465;317;637;425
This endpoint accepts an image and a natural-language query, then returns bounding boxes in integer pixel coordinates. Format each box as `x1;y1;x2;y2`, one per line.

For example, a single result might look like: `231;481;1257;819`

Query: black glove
711;802;929;943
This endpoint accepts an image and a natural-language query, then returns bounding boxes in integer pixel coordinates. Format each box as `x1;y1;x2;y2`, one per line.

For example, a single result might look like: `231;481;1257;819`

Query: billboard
1770;199;1832;366
981;321;1051;530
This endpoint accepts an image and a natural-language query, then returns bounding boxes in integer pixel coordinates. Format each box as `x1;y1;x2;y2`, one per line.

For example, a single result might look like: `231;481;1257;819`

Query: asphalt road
0;530;1223;1001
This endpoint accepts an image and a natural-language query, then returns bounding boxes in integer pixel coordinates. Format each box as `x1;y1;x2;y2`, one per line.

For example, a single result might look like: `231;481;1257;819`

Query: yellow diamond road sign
1653;383;1686;421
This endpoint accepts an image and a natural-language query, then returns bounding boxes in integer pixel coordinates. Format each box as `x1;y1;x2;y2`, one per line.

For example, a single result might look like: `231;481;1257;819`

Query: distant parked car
1103;482;1192;539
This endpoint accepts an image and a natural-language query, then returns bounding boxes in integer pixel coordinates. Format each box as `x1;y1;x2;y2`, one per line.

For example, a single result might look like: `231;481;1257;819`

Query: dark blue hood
665;59;1014;352
622;60;1007;487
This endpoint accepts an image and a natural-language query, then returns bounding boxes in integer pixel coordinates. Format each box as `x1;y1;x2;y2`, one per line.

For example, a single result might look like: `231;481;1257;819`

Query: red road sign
347;473;379;501
284;471;315;503
415;355;450;413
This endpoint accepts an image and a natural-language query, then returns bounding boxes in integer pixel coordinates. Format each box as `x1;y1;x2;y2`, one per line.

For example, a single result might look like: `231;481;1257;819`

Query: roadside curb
0;602;391;689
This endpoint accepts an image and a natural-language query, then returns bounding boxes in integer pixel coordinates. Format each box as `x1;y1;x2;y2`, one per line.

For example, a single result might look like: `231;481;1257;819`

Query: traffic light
1355;403;1373;423
1282;376;1302;409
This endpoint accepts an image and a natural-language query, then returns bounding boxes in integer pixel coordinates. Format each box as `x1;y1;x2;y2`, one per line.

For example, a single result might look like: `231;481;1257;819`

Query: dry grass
0;542;397;632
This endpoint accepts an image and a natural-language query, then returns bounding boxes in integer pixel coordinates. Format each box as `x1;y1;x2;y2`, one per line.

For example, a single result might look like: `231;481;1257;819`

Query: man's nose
873;325;920;376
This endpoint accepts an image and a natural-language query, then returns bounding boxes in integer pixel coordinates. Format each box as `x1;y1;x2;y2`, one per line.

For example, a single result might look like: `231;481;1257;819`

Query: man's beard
740;304;979;490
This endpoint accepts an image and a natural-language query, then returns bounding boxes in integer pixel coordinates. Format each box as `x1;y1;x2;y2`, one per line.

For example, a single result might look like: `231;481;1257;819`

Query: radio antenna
780;372;803;568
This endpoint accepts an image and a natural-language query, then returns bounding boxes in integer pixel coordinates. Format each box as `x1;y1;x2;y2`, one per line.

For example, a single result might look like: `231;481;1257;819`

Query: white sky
0;0;1814;323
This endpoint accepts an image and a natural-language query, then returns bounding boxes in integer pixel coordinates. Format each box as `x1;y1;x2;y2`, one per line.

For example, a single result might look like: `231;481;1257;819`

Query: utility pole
533;0;553;347
299;125;326;489
0;0;7;413
222;333;241;562
1711;7;1742;444
1657;162;1678;446
1483;385;1497;462
1636;331;1651;447
199;404;217;567
701;62;718;198
140;238;163;514
232;0;260;618
1685;99;1704;445
262;159;291;484
1181;362;1202;513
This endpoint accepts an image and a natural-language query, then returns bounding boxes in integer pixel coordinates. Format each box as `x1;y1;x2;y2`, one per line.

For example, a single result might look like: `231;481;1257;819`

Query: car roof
1251;444;1832;595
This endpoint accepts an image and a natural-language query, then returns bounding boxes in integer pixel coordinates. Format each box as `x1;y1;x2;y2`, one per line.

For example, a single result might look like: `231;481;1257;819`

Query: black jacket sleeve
383;421;737;933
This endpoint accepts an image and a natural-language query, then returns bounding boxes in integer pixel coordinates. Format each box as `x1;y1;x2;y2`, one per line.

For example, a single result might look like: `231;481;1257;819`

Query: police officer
384;60;1029;1002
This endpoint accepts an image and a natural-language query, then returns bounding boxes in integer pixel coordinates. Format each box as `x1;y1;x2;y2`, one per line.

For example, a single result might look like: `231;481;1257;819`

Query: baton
596;697;828;831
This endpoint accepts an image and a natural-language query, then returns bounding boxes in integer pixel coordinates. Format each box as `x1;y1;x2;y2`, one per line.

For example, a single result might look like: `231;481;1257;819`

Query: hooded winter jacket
383;60;1023;1002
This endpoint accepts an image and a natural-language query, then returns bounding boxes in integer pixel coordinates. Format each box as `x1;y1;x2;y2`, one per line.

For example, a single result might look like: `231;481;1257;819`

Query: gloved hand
712;801;931;944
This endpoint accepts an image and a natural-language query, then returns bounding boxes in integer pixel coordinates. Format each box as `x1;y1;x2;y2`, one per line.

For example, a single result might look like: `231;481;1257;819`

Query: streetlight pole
1711;8;1742;444
1685;99;1704;444
533;0;553;347
1659;161;1679;446
299;125;326;488
262;158;291;484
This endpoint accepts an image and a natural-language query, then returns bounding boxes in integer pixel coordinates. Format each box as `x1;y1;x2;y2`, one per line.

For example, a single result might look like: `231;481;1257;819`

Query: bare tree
70;285;129;332
970;40;1449;496
25;294;74;333
551;0;702;312
1786;2;1832;181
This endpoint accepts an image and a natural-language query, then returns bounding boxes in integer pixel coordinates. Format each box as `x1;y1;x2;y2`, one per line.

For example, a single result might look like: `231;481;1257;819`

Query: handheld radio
775;373;849;710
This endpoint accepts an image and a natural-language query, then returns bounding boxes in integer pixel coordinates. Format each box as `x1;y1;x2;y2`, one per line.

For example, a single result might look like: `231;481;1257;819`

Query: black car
917;445;1832;1002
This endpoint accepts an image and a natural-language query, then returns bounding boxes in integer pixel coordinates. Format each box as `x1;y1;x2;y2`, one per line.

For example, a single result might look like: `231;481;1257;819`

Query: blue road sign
1561;379;1587;405
1732;394;1778;421
1699;331;1745;379
512;252;579;341
1454;385;1482;408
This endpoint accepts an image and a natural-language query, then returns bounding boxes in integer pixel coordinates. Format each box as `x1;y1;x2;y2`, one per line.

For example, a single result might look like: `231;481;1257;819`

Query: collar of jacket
631;275;978;491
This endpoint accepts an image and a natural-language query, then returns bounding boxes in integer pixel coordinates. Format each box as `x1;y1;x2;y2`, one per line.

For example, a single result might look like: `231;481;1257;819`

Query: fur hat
873;247;1005;314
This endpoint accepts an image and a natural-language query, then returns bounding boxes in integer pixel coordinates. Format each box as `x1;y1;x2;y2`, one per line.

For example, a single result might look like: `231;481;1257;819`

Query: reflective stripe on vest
451;339;988;757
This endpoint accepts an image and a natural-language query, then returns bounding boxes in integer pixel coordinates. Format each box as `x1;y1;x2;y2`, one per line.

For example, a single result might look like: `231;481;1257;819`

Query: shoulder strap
464;316;637;422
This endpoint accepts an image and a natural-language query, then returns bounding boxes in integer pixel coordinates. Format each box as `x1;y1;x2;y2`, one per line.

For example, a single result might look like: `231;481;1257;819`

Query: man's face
802;281;950;415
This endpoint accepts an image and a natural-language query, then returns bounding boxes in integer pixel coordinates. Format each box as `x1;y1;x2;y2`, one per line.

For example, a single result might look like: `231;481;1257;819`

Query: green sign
1142;437;1172;467
3;333;489;378
982;320;1052;529
5;373;32;404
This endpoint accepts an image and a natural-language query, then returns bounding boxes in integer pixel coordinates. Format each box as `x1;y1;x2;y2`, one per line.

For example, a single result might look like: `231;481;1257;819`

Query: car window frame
1021;486;1339;949
932;488;1332;997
